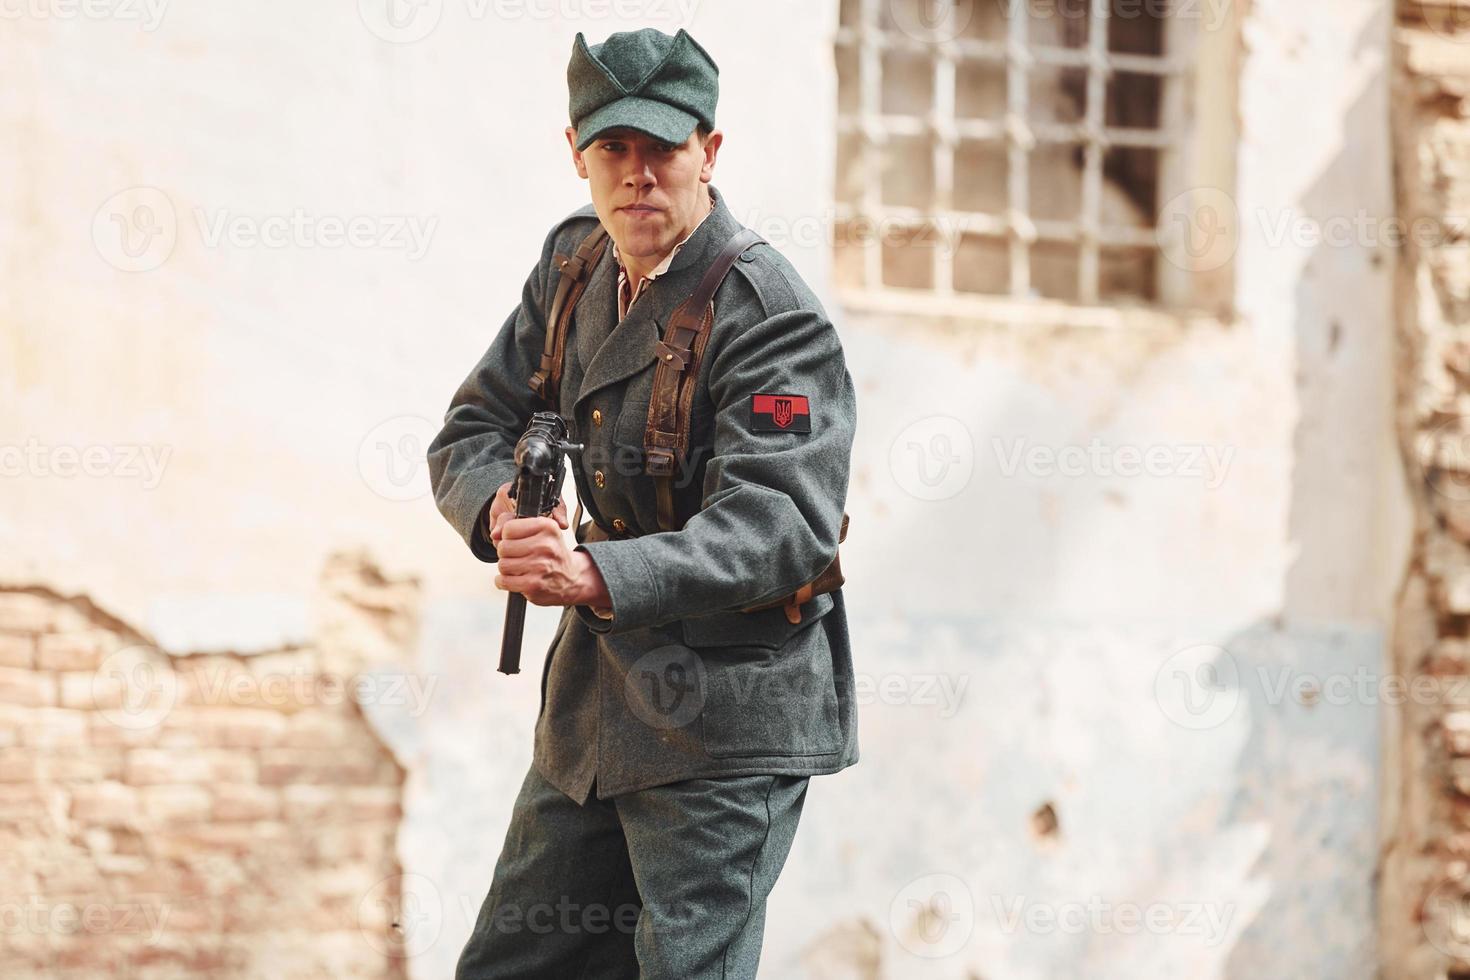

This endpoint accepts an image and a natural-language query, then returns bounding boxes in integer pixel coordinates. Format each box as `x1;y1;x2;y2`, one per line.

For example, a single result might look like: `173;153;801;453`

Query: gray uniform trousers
455;763;809;980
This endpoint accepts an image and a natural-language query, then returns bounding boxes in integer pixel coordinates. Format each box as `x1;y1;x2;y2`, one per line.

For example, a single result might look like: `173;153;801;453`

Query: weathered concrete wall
764;0;1403;976
0;0;1409;978
1380;1;1470;975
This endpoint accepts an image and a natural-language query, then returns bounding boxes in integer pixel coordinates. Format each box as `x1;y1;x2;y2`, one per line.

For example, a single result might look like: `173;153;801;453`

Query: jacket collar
572;183;742;413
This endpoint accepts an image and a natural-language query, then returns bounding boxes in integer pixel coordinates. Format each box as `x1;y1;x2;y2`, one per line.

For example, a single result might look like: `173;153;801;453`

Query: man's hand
488;480;568;545
495;517;611;607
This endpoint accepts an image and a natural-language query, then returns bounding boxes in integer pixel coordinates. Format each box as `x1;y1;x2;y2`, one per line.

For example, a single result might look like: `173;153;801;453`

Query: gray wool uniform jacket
427;184;859;803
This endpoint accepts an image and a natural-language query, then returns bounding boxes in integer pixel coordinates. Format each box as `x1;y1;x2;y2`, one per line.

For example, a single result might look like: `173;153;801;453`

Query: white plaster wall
0;0;1406;977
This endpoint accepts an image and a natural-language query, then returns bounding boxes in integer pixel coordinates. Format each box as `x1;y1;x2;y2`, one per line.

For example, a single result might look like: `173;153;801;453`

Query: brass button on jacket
593;469;605;489
611;518;627;534
592;408;603;427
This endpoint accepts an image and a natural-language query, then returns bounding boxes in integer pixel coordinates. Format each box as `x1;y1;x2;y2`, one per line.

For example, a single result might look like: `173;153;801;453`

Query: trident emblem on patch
773;398;793;428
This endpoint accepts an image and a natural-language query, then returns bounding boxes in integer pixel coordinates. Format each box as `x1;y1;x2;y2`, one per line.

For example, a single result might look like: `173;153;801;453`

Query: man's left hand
495;516;609;608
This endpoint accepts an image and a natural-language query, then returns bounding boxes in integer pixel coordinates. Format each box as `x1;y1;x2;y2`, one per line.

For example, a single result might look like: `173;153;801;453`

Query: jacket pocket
686;596;841;759
680;592;834;650
695;628;842;759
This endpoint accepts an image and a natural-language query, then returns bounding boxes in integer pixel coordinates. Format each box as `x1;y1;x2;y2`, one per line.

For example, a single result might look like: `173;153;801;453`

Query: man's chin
612;220;669;256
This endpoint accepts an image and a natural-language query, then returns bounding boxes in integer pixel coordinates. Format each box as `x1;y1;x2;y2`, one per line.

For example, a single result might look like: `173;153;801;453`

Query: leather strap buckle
654;339;690;370
644;447;677;477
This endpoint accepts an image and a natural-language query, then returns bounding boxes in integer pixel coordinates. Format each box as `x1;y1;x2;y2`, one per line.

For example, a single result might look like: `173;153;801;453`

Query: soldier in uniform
427;25;858;980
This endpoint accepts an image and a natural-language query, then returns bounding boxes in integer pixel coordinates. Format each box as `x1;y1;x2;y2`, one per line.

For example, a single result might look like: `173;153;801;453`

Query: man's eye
656;143;676;153
601;142;624;151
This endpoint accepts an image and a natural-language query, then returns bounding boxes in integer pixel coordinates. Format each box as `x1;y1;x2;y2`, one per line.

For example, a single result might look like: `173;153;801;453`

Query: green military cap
568;27;719;152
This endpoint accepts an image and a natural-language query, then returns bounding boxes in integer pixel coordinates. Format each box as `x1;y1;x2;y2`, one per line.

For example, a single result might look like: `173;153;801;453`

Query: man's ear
699;129;723;182
565;127;588;179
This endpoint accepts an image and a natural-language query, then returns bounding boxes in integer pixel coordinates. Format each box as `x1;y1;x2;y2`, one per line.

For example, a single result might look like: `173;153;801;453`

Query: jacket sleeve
573;295;857;633
427;227;558;563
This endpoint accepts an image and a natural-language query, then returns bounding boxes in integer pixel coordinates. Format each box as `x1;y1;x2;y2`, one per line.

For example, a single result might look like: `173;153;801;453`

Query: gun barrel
498;410;574;679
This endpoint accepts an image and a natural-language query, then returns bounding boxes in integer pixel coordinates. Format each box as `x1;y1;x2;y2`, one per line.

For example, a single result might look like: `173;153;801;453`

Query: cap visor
575;96;698;151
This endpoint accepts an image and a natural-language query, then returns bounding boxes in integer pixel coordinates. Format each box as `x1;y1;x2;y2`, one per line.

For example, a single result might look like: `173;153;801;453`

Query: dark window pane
1108;0;1167;55
1098;245;1156;301
1105;71;1163;129
1102;145;1159;226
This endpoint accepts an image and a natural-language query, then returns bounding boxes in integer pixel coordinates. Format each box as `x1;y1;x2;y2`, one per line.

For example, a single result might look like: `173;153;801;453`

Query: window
834;0;1236;317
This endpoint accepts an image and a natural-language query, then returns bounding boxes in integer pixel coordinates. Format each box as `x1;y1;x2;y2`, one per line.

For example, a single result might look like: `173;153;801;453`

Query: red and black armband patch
749;393;811;433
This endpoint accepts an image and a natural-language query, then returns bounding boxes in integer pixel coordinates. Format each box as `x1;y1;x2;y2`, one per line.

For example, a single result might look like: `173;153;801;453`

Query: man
427;26;858;979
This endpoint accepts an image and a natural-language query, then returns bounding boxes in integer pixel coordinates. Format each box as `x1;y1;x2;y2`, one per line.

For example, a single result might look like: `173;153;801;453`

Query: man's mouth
621;204;661;215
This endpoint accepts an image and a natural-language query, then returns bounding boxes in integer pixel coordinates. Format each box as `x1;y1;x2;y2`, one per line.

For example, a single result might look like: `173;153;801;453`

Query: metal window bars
834;0;1192;308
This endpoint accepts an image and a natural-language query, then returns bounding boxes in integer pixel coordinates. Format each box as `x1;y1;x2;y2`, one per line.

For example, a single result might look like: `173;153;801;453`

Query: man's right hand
488;480;569;547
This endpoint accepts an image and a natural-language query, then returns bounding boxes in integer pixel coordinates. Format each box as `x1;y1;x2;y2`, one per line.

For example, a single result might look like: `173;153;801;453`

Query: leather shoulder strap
528;223;609;408
644;228;767;531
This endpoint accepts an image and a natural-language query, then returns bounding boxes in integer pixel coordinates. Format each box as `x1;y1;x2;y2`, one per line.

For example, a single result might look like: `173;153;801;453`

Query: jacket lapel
572;184;742;415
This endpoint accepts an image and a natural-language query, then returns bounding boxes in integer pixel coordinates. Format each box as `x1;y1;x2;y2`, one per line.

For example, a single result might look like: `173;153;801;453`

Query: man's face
566;125;721;261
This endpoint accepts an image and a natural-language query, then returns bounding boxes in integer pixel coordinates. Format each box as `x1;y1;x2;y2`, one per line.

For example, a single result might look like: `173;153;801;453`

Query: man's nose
622;149;655;188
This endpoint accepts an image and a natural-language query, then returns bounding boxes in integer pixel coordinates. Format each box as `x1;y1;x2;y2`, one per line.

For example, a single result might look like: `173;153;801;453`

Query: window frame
832;0;1239;321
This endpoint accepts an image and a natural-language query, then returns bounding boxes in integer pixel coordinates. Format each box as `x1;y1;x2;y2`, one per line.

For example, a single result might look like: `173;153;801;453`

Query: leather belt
578;519;628;544
573;497;635;545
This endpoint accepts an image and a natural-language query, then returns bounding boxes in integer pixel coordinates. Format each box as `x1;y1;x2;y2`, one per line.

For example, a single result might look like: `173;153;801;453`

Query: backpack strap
644;228;767;531
528;224;609;408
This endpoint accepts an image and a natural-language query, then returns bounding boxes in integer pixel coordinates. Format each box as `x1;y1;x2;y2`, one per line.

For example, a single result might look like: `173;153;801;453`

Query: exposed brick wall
1383;2;1470;975
0;565;411;979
